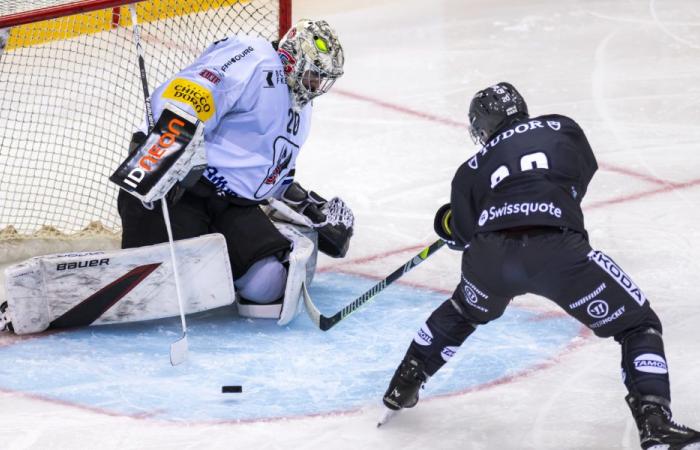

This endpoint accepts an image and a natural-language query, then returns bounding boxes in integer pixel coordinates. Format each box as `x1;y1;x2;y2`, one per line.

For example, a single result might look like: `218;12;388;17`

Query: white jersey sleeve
149;36;255;136
146;35;313;202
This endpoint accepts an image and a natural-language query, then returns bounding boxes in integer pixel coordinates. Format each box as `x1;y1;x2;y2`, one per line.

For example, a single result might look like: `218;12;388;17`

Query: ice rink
1;0;700;448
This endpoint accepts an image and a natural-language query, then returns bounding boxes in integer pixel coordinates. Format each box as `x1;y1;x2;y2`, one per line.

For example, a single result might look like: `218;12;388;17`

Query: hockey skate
382;357;428;411
626;394;700;450
0;302;13;333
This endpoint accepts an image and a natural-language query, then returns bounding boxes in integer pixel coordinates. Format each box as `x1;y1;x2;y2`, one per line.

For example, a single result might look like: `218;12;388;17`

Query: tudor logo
546;120;561;131
468;155;478;169
587;299;609;319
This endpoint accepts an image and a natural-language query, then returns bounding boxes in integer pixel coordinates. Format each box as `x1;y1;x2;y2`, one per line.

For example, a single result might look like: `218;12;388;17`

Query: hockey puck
221;385;242;393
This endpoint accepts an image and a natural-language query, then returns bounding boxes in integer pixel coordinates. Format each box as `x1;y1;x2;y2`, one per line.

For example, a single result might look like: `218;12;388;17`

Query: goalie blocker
110;103;206;204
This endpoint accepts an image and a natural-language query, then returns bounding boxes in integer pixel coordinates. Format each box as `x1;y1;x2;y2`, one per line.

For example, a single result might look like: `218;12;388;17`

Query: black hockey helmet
468;82;529;144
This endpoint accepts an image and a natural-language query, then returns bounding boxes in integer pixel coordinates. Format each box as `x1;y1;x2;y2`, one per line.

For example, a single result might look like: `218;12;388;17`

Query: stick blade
170;334;188;366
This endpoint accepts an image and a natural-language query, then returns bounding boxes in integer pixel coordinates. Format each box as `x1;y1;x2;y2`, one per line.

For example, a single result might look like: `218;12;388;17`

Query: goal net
0;0;291;255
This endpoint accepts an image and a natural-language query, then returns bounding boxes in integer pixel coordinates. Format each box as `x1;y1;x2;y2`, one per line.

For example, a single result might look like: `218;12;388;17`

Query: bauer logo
414;323;433;346
56;258;110;271
633;353;668;374
163;78;215;122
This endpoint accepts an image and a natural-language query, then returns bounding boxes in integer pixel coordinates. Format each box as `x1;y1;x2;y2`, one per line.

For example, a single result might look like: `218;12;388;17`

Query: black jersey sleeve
565;117;598;201
449;161;477;247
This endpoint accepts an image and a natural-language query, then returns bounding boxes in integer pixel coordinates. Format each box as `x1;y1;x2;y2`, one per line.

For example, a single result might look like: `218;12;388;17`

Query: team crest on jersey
546;120;561;131
254;136;298;199
263;69;286;88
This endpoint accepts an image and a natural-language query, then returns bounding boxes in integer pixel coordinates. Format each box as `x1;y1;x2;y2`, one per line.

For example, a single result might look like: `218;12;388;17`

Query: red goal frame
0;0;292;38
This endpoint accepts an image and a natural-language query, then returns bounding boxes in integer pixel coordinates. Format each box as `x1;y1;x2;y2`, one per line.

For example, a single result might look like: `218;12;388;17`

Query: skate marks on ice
0;272;583;422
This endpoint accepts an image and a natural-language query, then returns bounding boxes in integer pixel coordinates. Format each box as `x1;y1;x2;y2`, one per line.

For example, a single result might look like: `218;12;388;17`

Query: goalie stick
302;239;446;331
129;4;188;366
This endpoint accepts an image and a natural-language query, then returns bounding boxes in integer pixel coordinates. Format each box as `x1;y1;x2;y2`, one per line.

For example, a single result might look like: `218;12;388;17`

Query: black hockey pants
406;227;670;400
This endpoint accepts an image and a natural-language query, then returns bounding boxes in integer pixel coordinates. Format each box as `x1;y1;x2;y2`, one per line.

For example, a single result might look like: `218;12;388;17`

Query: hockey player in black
382;82;700;449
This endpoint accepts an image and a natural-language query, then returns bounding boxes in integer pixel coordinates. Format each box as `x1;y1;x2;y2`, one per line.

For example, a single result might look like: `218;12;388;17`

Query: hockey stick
129;4;188;366
303;239;446;331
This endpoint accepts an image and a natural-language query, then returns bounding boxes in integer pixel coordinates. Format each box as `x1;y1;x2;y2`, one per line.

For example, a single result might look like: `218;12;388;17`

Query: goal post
0;0;291;250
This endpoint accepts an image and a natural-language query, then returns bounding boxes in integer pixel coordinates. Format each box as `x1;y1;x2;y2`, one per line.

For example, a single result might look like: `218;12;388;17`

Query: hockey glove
110;103;205;205
281;182;354;258
433;203;459;250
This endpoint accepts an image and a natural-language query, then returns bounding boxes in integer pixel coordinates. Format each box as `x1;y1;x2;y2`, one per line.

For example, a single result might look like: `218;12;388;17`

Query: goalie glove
110;103;206;204
433;203;461;250
280;182;354;258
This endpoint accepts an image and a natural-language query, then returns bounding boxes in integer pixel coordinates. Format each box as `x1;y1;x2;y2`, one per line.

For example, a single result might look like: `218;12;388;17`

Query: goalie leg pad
277;224;316;325
3;234;234;335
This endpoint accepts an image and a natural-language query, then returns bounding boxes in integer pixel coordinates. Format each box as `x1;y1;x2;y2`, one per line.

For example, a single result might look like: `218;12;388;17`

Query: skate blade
377;408;399;428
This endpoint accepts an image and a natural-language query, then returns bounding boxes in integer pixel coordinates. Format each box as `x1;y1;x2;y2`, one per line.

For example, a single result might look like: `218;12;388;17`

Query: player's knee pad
234;223;317;325
618;326;670;401
234;256;287;304
406;299;477;376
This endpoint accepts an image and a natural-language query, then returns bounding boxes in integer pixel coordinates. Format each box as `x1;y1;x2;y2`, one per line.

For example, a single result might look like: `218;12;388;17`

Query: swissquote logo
478;201;562;226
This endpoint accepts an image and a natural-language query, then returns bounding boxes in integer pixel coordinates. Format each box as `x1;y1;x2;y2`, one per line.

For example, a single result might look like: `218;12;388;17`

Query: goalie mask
468;82;529;145
278;19;344;109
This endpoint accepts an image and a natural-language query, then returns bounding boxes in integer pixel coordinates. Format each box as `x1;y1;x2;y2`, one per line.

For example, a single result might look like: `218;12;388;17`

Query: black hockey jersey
450;114;598;247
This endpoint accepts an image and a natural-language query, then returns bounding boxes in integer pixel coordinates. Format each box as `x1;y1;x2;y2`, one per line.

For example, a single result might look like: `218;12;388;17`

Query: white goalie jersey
147;35;313;201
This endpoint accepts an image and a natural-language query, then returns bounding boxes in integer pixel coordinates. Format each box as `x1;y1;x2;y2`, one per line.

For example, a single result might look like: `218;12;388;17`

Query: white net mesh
0;0;284;241
0;0;82;16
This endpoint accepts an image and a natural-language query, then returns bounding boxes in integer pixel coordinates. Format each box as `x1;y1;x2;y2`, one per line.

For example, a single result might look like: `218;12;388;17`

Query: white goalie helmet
278;19;344;109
